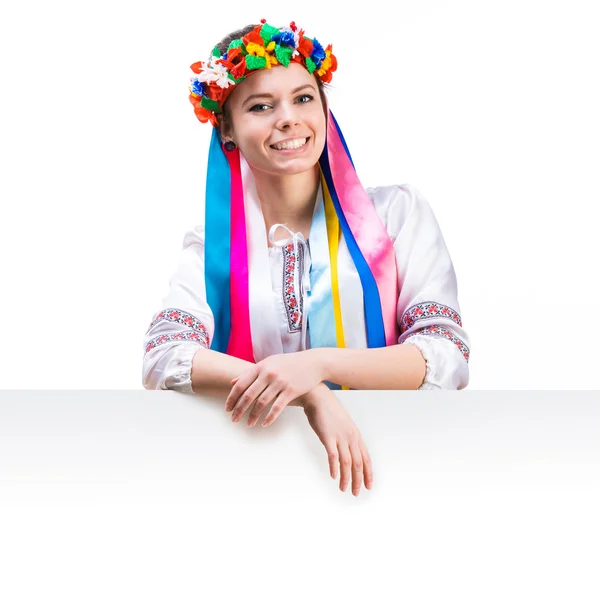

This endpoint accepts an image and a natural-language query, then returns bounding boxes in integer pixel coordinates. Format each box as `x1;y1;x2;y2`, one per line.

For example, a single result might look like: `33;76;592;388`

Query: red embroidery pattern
145;309;210;353
403;325;470;362
282;243;305;333
401;301;462;333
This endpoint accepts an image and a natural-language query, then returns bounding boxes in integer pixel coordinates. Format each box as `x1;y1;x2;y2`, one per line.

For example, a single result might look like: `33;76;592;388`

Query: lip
270;136;311;154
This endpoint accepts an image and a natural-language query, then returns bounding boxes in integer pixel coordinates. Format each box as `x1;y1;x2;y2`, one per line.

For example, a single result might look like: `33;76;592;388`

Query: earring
224;140;236;152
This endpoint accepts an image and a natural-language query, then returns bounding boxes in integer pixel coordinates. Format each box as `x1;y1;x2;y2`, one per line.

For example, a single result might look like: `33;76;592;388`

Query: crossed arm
190;343;427;423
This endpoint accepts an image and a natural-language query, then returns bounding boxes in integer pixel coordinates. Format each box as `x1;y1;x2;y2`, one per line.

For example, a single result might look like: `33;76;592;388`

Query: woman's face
221;62;327;176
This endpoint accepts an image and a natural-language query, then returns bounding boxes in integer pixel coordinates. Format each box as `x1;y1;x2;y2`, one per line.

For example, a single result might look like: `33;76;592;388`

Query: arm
190;348;308;405
307;184;470;391
312;344;426;390
142;226;245;396
142;225;214;392
391;184;470;390
142;225;309;404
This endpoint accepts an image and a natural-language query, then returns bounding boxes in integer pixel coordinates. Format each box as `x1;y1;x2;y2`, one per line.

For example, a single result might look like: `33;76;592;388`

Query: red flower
189;95;219;127
189;61;204;74
218;47;242;69
320;69;333;84
319;51;338;84
297;31;313;58
243;28;264;47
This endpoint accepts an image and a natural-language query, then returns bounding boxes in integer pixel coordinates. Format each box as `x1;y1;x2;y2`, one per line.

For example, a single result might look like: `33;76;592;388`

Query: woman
142;20;471;496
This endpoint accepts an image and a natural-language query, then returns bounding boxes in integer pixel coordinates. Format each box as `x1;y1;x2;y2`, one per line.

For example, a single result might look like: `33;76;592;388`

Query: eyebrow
241;84;317;108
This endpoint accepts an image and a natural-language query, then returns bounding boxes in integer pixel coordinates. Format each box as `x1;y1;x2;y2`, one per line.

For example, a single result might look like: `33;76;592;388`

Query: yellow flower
246;42;265;57
317;49;332;76
264;41;278;69
246;41;279;69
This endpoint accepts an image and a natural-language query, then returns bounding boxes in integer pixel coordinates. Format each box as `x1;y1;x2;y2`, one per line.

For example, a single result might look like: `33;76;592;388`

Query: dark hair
213;23;332;136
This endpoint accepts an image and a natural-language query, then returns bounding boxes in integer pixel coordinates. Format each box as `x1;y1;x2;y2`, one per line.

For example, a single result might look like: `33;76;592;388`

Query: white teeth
272;137;307;150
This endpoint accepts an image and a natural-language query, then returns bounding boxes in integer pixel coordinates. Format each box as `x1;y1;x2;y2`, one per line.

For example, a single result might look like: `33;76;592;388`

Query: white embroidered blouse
142;183;471;392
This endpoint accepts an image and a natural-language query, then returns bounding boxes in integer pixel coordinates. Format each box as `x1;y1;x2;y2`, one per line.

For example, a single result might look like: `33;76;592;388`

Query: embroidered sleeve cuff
142;343;205;393
401;334;469;390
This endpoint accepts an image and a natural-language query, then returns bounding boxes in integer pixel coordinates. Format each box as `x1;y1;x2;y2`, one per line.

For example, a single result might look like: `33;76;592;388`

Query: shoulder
364;183;430;237
181;225;205;250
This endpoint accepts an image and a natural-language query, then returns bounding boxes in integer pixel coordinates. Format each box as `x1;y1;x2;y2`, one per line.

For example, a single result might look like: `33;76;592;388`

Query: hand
225;350;324;428
303;384;373;496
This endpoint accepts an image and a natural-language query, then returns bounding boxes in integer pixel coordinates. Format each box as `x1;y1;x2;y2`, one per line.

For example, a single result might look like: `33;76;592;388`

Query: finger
325;441;339;480
231;377;269;422
358;436;374;490
261;389;296;427
247;385;282;427
349;441;364;497
337;441;352;493
225;369;258;412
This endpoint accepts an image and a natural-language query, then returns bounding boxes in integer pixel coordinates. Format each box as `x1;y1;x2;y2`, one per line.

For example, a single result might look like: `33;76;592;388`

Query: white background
1;0;599;389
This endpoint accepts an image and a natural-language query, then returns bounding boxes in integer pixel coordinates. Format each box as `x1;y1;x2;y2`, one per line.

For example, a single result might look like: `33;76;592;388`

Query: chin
274;160;318;176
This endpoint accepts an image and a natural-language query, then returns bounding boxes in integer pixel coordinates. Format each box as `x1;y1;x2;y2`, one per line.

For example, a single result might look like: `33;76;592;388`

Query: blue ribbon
204;128;231;353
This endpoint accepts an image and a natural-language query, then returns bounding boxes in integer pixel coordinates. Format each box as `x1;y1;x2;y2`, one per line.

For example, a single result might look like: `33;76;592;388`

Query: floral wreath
188;19;338;128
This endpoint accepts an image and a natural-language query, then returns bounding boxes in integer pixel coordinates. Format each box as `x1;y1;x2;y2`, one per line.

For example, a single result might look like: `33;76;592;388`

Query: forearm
190;348;253;398
190;348;308;405
315;344;427;390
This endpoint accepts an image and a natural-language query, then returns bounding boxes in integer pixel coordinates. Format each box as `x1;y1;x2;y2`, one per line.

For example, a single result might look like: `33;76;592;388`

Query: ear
218;112;233;144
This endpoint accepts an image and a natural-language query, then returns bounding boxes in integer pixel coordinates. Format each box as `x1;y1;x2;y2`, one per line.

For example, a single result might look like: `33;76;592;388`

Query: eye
249;103;270;113
249;94;314;113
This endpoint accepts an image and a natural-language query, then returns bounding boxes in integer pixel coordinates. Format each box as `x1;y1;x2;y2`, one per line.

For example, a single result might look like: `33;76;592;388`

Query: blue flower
272;31;296;47
310;38;326;66
190;78;206;97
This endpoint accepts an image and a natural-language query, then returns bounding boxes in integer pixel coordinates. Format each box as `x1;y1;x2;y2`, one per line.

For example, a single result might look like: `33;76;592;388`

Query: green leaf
200;96;220;112
228;39;244;51
275;45;293;67
246;55;267;70
260;23;279;45
305;56;316;74
211;45;221;58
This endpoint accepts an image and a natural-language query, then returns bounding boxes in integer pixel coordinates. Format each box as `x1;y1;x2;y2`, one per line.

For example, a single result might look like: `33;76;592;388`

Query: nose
275;100;301;130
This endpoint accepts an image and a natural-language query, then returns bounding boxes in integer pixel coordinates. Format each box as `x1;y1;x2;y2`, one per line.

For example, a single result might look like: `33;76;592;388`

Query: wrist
302;382;331;412
311;348;334;382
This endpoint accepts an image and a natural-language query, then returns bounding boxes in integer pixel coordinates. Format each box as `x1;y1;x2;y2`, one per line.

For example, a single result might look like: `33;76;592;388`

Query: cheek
239;120;271;151
313;112;327;142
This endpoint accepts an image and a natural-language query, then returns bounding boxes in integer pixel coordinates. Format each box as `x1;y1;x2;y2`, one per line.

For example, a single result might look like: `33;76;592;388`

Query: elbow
141;342;202;393
141;353;166;390
400;332;470;391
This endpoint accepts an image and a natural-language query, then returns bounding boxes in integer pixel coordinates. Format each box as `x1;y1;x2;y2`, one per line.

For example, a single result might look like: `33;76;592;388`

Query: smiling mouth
270;137;310;150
